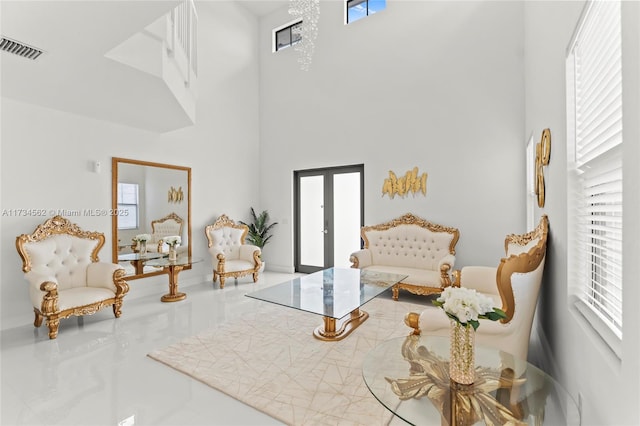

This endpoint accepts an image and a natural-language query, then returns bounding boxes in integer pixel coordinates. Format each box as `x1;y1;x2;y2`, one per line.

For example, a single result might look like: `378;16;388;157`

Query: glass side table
362;334;580;425
144;256;202;302
117;252;167;276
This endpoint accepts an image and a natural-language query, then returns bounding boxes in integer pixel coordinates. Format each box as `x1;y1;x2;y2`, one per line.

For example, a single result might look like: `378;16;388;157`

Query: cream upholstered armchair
205;214;262;289
134;212;185;254
405;215;549;361
16;216;130;339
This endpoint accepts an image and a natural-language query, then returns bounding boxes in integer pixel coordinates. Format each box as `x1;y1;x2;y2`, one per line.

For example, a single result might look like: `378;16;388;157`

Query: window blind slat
567;0;623;341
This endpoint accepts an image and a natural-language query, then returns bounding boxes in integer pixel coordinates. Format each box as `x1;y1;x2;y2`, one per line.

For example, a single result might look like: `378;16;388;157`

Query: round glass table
362;335;580;425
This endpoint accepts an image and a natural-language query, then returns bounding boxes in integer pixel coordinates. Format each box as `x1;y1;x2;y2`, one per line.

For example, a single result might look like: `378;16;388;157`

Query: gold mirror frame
111;157;192;280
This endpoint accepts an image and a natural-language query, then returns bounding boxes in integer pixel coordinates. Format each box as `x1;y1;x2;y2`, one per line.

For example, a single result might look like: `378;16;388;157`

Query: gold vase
449;320;475;384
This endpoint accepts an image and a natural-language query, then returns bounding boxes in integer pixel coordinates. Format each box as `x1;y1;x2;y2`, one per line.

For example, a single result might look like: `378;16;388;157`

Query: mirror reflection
111;157;192;279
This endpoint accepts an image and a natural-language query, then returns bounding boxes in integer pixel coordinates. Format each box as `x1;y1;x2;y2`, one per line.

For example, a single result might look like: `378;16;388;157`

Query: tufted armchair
404;215;549;361
205;214;261;289
134;212;186;254
16;216;130;339
350;213;460;300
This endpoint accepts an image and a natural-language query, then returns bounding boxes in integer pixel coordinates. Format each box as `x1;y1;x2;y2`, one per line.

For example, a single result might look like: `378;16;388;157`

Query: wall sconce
382;167;428;199
535;129;551;207
168;186;184;203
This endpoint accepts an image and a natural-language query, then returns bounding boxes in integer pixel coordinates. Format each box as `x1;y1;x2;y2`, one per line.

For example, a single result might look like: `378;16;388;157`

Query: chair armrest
87;262;126;293
350;249;372;268
239;245;261;261
438;253;456;286
25;272;59;313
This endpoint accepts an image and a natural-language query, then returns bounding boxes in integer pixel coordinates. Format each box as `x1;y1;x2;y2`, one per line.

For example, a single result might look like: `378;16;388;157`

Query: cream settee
350;213;460;300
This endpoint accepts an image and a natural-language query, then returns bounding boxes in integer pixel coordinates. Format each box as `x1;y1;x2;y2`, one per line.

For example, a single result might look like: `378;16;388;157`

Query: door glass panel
300;175;324;267
333;172;361;267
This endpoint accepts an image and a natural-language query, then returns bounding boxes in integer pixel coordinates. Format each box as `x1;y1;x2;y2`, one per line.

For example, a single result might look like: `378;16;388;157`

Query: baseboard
266;264;296;274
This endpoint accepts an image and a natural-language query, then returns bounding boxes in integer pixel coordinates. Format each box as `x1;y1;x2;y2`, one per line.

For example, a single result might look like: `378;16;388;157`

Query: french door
294;165;364;273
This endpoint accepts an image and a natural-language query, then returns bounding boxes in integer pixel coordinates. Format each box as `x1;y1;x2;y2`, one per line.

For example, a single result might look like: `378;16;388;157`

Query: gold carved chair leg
33;310;43;327
219;276;226;289
392;285;400;301
46;316;60;339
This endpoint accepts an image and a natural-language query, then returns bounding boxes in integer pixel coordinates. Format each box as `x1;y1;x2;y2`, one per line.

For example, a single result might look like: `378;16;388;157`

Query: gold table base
313;308;369;341
160;264;187;303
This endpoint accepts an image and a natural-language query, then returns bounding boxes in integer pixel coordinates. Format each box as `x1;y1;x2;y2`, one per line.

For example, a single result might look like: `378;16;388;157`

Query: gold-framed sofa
350;213;460;300
205;214;261;289
16;215;130;339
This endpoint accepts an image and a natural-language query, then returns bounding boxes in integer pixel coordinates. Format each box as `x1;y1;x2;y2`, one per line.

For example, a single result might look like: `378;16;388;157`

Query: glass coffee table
246;267;407;341
362;334;580;425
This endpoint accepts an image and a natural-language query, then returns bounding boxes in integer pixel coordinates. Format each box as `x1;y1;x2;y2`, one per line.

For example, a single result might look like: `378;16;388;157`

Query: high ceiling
0;1;288;132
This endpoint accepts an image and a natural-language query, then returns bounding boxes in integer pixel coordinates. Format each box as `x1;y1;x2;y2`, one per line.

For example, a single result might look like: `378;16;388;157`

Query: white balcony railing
169;0;198;86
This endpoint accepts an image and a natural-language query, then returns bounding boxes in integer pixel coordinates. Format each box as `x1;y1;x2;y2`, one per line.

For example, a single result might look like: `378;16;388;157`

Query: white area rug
148;297;427;425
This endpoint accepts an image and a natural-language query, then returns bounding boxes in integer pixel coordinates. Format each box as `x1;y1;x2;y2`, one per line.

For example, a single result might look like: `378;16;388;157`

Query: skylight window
346;0;386;24
274;20;303;52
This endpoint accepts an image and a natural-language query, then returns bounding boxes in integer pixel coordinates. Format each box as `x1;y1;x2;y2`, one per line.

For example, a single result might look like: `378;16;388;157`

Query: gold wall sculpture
382;167;428;199
168;186;184;203
535;129;551;207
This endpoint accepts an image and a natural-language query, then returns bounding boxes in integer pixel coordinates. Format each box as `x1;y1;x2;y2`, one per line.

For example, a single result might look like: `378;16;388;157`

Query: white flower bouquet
433;286;506;330
164;235;181;247
134;233;151;242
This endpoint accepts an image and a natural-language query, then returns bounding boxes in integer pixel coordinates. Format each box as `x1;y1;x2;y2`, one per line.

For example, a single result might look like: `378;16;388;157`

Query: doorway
294;164;364;273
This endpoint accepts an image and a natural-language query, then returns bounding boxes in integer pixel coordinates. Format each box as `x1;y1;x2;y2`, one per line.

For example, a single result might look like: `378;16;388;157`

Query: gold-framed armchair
205;214;261;289
16;215;130;339
405;215;549;361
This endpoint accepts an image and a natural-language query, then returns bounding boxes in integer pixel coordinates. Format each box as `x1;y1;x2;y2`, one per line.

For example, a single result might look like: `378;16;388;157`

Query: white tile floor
1;272;312;426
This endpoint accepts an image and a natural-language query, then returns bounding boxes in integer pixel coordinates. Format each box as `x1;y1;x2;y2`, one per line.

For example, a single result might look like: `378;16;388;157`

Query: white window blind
567;0;623;346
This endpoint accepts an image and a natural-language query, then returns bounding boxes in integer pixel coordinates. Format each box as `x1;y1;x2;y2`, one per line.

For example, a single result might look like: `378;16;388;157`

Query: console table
145;256;202;302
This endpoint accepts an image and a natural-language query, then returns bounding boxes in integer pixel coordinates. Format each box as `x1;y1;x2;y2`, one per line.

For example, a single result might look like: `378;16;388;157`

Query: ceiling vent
0;36;44;60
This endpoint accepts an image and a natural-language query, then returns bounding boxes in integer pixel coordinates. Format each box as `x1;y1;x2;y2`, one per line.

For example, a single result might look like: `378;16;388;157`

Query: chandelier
288;0;320;71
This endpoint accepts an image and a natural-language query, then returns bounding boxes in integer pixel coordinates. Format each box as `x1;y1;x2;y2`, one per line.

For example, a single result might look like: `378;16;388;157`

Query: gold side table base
313;308;369;341
160;264;186;303
161;292;187;302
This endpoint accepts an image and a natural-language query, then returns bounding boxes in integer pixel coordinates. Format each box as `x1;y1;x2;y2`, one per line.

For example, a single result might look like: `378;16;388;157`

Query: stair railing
170;0;198;87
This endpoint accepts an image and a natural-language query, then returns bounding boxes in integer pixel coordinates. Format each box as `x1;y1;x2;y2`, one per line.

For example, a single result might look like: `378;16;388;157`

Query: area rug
147;297;428;425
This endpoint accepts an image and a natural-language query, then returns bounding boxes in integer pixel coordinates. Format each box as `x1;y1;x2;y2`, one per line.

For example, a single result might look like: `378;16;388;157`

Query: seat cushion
57;287;116;311
361;265;442;287
222;259;255;273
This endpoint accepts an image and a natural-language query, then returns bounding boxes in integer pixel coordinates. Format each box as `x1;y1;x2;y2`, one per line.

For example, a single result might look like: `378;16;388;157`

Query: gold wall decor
382;167;428;199
168;186;184;203
535;129;551;207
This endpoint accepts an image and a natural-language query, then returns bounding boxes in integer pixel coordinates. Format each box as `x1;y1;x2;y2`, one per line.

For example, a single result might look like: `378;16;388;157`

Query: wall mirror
111;157;192;280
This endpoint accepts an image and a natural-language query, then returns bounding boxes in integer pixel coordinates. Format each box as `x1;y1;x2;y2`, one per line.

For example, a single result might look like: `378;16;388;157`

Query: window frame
345;0;386;25
117;182;140;230
566;0;623;358
273;19;303;53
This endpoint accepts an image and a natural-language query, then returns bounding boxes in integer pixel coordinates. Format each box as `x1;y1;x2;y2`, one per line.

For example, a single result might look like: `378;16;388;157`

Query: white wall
525;1;640;424
0;1;261;330
259;0;526;272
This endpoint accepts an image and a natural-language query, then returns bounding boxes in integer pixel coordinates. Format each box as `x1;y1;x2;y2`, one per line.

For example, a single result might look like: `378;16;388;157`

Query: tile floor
1;272;314;426
2;271;542;426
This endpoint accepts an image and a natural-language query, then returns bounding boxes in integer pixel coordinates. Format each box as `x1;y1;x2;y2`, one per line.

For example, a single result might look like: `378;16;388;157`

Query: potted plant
240;208;278;271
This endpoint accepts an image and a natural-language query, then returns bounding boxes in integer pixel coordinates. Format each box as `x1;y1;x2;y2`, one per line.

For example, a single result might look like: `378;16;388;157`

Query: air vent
0;37;43;60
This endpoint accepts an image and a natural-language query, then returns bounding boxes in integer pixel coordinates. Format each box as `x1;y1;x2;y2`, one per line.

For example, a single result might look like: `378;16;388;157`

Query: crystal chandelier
288;0;320;71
